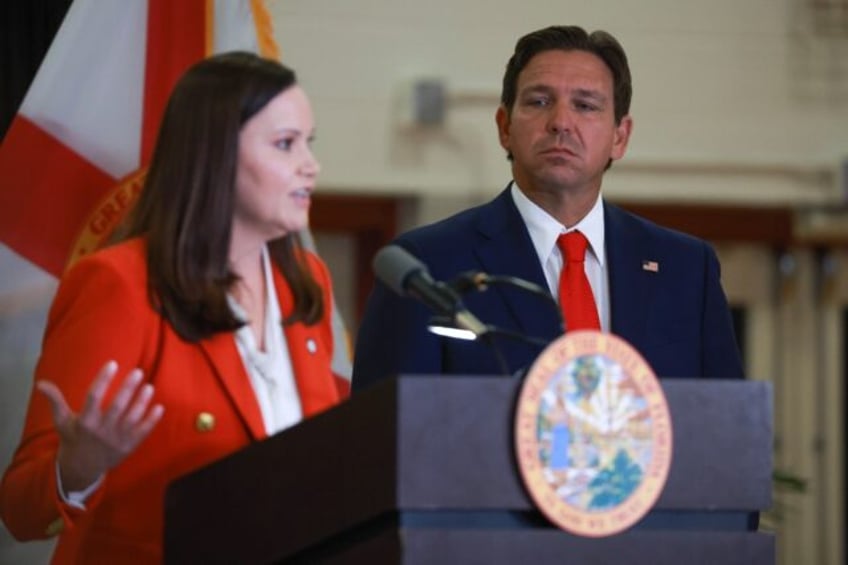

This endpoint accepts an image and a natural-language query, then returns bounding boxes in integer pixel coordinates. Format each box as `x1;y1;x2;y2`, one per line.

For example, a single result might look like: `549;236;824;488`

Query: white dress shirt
510;182;610;332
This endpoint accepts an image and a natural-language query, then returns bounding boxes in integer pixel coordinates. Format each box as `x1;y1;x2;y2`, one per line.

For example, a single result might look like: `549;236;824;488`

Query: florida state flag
0;0;279;274
0;0;353;386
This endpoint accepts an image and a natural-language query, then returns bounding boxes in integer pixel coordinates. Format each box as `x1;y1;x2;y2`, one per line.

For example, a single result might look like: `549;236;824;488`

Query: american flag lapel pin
642;260;659;273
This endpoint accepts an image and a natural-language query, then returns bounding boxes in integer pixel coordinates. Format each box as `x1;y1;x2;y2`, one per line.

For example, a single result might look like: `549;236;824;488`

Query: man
352;25;744;392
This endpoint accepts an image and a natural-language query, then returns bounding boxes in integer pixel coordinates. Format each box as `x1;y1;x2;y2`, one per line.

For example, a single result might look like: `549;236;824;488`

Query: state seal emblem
514;331;672;537
66;168;147;269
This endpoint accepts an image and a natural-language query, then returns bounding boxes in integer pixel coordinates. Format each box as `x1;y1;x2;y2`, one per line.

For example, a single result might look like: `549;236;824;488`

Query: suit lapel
473;188;563;342
273;265;339;418
605;203;654;344
198;333;266;441
470;193;657;346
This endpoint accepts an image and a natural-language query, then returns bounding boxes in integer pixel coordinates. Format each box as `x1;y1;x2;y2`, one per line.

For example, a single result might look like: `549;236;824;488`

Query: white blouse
229;245;302;435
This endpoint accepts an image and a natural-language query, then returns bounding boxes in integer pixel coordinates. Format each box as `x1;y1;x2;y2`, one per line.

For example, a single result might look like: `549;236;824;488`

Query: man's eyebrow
519;84;608;103
519;84;555;95
572;88;607;103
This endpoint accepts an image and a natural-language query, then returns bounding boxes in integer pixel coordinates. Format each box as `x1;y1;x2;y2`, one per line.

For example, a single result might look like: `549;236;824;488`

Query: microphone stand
427;271;564;378
428;315;551;377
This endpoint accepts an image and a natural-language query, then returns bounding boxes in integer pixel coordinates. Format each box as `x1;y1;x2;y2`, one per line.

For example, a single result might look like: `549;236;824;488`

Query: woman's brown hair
120;51;323;342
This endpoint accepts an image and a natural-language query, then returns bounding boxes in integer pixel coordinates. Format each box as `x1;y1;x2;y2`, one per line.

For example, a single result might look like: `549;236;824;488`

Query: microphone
373;245;488;337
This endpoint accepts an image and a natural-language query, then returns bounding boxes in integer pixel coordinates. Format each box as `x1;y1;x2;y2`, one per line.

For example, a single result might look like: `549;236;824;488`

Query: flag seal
66;168;147;269
514;330;673;537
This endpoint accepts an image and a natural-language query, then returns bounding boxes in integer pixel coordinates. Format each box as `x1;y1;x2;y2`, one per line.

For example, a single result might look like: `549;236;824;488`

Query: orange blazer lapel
273;266;340;418
197;333;266;440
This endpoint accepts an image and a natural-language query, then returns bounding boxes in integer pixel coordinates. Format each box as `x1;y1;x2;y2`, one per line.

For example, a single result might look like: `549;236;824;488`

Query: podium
164;376;774;564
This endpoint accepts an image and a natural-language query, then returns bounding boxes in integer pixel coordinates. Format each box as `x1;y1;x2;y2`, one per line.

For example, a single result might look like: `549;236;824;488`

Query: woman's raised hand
36;360;165;493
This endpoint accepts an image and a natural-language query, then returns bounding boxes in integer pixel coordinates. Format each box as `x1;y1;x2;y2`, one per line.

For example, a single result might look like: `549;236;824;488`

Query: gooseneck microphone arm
441;270;564;378
448;271;565;335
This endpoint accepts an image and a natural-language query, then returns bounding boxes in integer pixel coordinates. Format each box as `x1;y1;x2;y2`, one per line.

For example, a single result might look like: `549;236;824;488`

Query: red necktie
557;231;601;331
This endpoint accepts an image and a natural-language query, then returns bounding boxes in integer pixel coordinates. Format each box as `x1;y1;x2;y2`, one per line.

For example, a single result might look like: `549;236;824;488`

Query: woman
0;52;346;563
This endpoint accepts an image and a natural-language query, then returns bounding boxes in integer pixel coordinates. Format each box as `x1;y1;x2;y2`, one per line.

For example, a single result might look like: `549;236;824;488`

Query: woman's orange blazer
0;238;345;563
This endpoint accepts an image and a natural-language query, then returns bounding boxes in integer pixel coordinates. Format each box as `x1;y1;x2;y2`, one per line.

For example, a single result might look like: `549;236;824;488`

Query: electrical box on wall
412;79;446;125
395;78;446;128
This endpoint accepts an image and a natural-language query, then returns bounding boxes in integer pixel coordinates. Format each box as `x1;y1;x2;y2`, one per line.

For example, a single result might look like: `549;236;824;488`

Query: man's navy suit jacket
352;188;744;392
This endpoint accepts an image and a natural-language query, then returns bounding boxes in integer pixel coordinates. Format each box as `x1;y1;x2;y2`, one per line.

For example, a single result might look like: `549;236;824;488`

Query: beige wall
271;0;847;205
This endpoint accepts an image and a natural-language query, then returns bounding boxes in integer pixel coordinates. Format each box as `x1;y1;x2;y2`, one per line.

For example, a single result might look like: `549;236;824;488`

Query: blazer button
195;412;216;432
45;517;64;537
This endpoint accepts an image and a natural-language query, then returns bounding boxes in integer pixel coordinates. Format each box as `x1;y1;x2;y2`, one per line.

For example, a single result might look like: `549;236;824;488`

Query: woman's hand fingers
101;369;144;429
122;383;154;428
132;403;165;445
80;360;120;424
35;380;73;431
121;384;165;440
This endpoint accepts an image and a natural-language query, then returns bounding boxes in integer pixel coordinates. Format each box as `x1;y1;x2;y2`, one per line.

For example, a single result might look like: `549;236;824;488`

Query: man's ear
610;114;633;162
495;105;511;151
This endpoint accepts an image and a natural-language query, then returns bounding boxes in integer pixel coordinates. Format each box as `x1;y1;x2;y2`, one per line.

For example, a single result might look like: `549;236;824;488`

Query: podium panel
164;376;773;564
288;529;774;565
